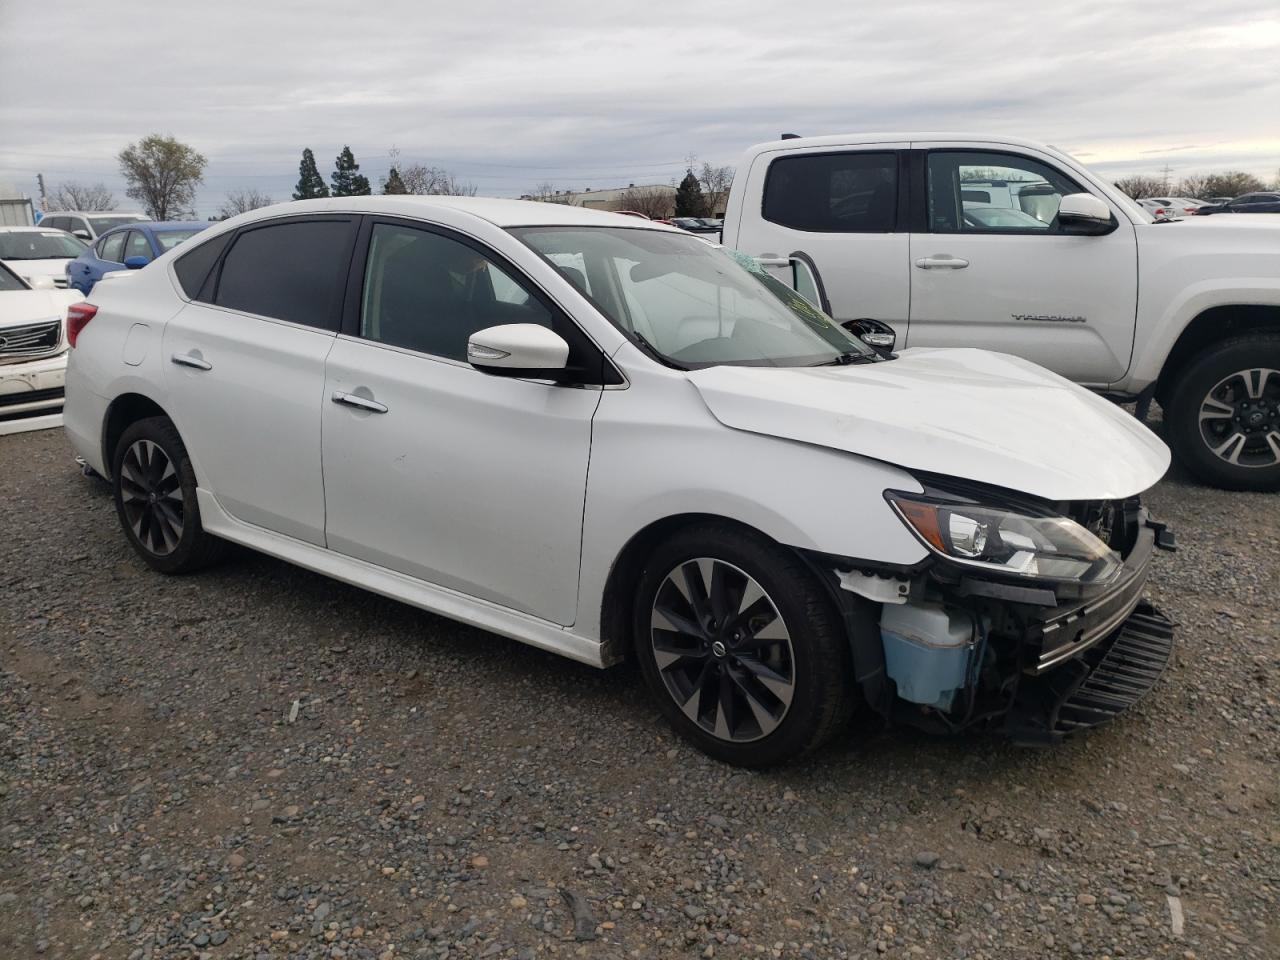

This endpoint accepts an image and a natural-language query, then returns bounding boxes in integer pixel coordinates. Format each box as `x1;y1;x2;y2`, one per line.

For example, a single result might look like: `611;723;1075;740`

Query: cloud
0;0;1276;215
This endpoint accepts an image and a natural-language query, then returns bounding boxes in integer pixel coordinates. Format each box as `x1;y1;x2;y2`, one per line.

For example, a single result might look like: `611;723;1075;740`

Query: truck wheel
633;522;855;768
1165;333;1280;491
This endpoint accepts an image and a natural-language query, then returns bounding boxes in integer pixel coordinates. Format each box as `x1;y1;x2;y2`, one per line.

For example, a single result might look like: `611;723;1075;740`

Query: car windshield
87;215;148;231
511;226;873;368
0;262;27;291
0;231;87;259
154;229;203;251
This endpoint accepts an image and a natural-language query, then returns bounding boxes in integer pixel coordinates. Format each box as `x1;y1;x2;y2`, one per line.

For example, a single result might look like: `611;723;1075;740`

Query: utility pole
36;173;47;211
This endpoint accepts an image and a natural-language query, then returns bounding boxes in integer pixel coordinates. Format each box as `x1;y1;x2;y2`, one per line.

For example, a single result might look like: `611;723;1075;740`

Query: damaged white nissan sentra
63;197;1175;767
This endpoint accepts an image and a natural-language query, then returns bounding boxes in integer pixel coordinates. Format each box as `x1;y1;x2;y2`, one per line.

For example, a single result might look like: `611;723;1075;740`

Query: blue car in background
66;221;208;294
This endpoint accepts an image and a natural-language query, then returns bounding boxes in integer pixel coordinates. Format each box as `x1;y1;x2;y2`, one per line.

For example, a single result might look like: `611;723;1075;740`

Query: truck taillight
66;303;98;347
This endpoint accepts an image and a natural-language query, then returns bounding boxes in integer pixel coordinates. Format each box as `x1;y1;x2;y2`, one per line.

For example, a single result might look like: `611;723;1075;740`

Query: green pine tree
292;148;329;200
331;146;371;197
674;171;708;218
383;167;408;195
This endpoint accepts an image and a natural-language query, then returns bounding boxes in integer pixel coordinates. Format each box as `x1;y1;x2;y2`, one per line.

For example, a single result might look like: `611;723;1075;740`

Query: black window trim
761;148;906;234
184;214;360;333
921;147;1112;236
339;215;622;388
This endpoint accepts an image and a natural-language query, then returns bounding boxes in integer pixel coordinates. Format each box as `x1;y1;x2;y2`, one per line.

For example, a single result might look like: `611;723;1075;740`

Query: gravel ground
1;424;1276;960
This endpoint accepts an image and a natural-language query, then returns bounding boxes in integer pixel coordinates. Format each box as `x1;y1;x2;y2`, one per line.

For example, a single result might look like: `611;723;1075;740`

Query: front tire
1164;333;1280;491
112;416;227;574
633;523;855;767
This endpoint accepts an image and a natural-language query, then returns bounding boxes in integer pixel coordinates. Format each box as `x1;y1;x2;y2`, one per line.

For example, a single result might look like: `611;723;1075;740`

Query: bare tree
525;181;577;204
118;134;206;220
1112;174;1167;199
617;185;675;219
1199;171;1265;198
698;163;735;215
1176;173;1213;199
399;163;477;196
47;181;117;211
218;188;274;219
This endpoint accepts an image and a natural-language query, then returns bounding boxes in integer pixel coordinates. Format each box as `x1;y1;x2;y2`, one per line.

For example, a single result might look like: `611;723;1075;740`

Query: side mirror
842;318;897;356
73;229;91;241
124;255;150;270
28;276;56;290
1058;193;1114;235
467;323;570;379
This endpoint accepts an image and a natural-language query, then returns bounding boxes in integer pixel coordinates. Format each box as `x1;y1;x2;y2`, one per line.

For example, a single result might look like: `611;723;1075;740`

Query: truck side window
762;152;897;233
927;151;1085;234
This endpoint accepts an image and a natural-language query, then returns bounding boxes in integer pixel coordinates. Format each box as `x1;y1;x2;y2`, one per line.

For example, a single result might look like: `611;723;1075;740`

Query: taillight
66;303;98;347
1154;208;1166;218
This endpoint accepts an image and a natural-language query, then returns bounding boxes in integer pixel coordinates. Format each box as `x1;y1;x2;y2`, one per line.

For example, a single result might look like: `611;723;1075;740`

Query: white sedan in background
0;226;88;288
0;261;82;434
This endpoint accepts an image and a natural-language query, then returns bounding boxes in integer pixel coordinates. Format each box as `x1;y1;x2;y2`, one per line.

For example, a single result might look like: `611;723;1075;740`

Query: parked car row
61;194;1179;767
1194;192;1280;215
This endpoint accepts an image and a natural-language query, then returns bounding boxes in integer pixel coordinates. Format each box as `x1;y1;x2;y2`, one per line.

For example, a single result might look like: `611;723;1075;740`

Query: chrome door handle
170;352;212;371
914;256;969;270
331;391;388;414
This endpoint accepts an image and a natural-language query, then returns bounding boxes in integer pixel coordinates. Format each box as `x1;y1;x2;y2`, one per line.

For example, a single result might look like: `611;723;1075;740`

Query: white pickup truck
722;133;1280;490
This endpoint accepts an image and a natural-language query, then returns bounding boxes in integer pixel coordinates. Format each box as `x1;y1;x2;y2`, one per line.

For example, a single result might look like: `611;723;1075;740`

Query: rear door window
100;232;127;263
762;152;898;232
213;218;356;330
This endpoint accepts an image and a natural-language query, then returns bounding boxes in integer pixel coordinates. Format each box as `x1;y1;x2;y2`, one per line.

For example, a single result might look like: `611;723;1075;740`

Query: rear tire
632;522;855;768
1164;333;1280;491
112;416;227;574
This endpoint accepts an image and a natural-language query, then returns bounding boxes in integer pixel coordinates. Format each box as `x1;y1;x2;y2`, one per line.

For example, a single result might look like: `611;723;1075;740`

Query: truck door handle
170;352;212;371
331;391;388;414
915;256;969;270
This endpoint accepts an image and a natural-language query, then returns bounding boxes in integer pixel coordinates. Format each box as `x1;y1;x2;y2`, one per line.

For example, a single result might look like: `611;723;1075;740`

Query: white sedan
0;261;82;434
0;225;88;288
63;197;1174;766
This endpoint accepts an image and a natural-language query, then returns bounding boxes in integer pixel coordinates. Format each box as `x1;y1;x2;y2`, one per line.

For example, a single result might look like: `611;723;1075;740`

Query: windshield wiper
813;351;875;366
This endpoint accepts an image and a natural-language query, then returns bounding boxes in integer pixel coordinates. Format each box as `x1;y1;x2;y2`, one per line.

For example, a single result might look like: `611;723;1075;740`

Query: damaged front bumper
822;509;1175;741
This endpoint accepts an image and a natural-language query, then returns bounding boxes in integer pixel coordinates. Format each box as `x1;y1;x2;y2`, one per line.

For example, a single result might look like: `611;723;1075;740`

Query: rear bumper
1006;602;1174;744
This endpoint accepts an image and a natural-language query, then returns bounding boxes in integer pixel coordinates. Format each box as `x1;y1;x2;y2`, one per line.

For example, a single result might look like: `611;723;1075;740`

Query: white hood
2;258;71;282
686;348;1170;501
0;288;80;329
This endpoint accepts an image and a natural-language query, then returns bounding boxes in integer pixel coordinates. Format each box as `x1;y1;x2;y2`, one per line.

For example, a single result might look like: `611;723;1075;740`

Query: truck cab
723;134;1280;491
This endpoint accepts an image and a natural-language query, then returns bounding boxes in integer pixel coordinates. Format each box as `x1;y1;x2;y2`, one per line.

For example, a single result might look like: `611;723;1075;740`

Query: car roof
0;225;68;233
233;196;686;232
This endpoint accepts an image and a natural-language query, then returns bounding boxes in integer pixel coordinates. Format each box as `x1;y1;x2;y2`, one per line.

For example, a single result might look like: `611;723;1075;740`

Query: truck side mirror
1058;193;1115;235
842;318;897;356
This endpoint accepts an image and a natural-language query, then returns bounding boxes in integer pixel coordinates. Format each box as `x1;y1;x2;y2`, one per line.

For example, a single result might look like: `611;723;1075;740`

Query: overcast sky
2;0;1277;217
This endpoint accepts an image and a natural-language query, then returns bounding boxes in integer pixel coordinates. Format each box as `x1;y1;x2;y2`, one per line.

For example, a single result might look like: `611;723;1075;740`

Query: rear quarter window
173;231;234;301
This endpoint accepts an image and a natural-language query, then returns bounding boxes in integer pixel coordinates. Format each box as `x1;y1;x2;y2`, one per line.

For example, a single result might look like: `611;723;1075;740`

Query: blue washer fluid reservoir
879;601;976;711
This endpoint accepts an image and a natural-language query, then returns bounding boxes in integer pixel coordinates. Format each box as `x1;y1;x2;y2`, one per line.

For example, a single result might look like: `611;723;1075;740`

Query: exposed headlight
886;491;1121;585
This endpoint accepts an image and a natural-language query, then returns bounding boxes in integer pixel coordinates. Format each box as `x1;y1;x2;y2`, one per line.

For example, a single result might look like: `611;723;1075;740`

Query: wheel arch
1156;304;1280;406
101;393;170;480
598;512;786;667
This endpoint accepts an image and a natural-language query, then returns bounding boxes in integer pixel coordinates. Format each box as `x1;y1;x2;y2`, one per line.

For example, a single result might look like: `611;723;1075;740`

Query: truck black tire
1164;333;1280;491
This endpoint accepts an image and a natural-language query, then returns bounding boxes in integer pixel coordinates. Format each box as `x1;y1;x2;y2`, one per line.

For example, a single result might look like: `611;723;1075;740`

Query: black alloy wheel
112;416;227;573
633;522;856;768
650;557;796;743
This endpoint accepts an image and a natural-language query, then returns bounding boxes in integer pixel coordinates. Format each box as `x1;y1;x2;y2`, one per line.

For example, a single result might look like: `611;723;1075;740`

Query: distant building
521;182;677;217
